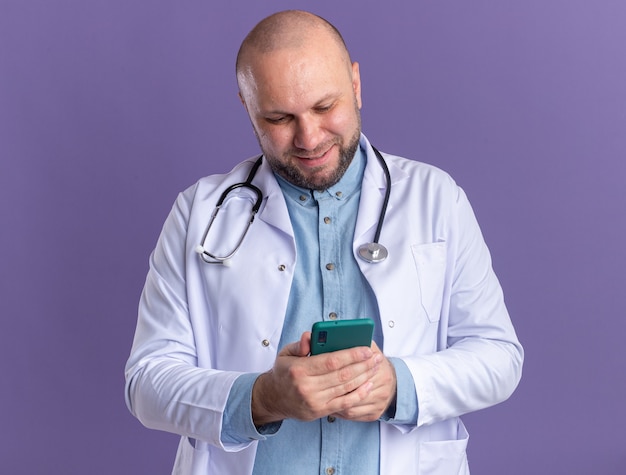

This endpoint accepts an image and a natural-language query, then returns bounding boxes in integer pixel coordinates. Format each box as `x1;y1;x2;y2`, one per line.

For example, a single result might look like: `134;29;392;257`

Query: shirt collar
275;145;367;207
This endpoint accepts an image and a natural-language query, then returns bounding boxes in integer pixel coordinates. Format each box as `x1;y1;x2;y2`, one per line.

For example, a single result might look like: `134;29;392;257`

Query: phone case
310;318;374;355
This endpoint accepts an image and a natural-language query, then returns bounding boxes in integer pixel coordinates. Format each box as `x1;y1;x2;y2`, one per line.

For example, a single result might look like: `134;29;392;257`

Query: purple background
1;1;625;473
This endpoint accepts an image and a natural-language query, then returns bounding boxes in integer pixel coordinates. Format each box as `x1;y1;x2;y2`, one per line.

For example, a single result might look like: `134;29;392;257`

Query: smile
294;146;334;166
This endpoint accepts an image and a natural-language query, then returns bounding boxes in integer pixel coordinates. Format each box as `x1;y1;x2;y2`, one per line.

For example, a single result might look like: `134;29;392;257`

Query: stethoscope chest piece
358;242;388;263
356;146;391;264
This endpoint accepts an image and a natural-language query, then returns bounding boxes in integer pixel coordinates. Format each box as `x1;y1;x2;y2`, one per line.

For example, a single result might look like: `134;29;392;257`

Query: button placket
317;194;342;323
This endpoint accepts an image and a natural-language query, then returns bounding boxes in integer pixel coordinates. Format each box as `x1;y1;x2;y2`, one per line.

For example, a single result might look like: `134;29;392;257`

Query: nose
293;115;322;151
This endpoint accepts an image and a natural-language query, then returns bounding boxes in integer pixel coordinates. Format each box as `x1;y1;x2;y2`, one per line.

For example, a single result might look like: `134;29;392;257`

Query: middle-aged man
125;10;524;475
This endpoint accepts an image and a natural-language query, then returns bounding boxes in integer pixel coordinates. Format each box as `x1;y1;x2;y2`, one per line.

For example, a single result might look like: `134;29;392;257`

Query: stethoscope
195;146;391;265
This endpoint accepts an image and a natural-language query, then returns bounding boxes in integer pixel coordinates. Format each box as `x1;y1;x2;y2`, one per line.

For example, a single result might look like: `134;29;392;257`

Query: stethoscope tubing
197;146;391;264
369;146;391;247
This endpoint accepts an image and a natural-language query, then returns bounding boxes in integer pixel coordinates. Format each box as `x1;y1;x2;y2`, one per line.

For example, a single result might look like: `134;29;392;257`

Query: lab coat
125;134;523;475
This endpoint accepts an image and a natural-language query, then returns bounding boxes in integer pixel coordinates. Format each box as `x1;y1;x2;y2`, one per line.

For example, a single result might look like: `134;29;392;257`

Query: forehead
241;43;352;112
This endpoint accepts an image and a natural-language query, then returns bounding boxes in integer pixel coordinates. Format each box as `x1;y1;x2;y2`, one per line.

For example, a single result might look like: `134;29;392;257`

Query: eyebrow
263;93;341;116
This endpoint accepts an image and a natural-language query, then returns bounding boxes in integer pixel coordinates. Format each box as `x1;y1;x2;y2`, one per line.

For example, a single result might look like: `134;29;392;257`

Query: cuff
221;373;282;445
380;357;419;424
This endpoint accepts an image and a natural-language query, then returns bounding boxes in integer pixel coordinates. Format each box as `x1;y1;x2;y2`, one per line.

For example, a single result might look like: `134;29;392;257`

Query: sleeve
380;357;419;425
124;187;254;451
221;373;282;444
409;185;524;427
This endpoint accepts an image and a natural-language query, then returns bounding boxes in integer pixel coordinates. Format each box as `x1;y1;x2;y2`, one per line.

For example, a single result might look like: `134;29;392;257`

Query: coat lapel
252;158;295;239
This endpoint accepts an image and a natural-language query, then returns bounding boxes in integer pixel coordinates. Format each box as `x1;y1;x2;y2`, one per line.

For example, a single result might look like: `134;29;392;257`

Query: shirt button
326;468;336;475
335;191;343;198
325;263;335;271
328;312;338;320
323;216;331;224
388;320;395;328
278;264;286;271
261;339;270;347
327;415;336;423
299;194;307;201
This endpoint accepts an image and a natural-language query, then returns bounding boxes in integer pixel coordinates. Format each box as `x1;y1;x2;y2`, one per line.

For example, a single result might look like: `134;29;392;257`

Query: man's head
236;10;362;190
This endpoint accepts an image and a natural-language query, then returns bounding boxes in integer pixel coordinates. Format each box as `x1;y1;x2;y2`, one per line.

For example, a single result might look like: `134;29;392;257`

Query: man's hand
251;332;384;426
332;341;397;422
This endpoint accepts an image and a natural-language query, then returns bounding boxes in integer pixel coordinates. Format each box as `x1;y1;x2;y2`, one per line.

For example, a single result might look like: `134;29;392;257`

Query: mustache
285;140;339;159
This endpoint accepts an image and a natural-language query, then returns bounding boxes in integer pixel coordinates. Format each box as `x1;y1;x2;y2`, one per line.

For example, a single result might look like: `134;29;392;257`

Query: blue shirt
222;147;418;474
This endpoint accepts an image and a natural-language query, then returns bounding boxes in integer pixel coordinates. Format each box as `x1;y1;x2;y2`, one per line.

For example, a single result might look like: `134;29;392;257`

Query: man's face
238;40;363;190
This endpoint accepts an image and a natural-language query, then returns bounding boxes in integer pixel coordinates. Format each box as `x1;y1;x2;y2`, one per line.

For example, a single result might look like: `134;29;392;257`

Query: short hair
235;10;350;77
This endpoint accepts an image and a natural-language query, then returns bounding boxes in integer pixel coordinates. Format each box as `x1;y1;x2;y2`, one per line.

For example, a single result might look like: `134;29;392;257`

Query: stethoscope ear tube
196;156;264;264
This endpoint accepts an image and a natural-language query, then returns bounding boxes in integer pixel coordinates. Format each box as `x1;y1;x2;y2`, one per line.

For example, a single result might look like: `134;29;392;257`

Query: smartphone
310;318;374;355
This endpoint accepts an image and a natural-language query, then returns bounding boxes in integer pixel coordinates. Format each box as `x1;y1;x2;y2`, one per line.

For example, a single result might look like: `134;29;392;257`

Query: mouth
293;145;335;167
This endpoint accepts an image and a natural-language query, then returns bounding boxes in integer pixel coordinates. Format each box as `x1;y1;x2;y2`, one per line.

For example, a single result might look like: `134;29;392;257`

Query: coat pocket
418;419;470;475
411;242;447;323
172;437;210;475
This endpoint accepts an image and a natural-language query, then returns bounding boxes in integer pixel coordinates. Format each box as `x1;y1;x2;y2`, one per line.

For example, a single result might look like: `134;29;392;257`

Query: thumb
279;331;311;357
299;331;312;356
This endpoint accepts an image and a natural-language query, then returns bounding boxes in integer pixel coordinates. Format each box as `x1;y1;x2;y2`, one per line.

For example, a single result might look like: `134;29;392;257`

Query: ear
351;61;362;109
238;91;247;108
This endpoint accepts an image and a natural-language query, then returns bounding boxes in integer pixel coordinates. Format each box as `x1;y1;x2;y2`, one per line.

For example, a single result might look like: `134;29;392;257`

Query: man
125;10;523;475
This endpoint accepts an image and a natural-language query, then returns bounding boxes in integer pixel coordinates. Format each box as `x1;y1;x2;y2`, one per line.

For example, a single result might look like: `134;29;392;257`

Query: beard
269;129;360;191
256;107;362;191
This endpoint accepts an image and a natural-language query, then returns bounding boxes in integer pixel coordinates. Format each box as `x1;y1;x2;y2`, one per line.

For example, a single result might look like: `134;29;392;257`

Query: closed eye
314;103;334;113
265;115;292;125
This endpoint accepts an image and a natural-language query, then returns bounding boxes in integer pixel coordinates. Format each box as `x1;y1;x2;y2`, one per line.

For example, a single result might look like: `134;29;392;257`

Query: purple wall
1;1;625;473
